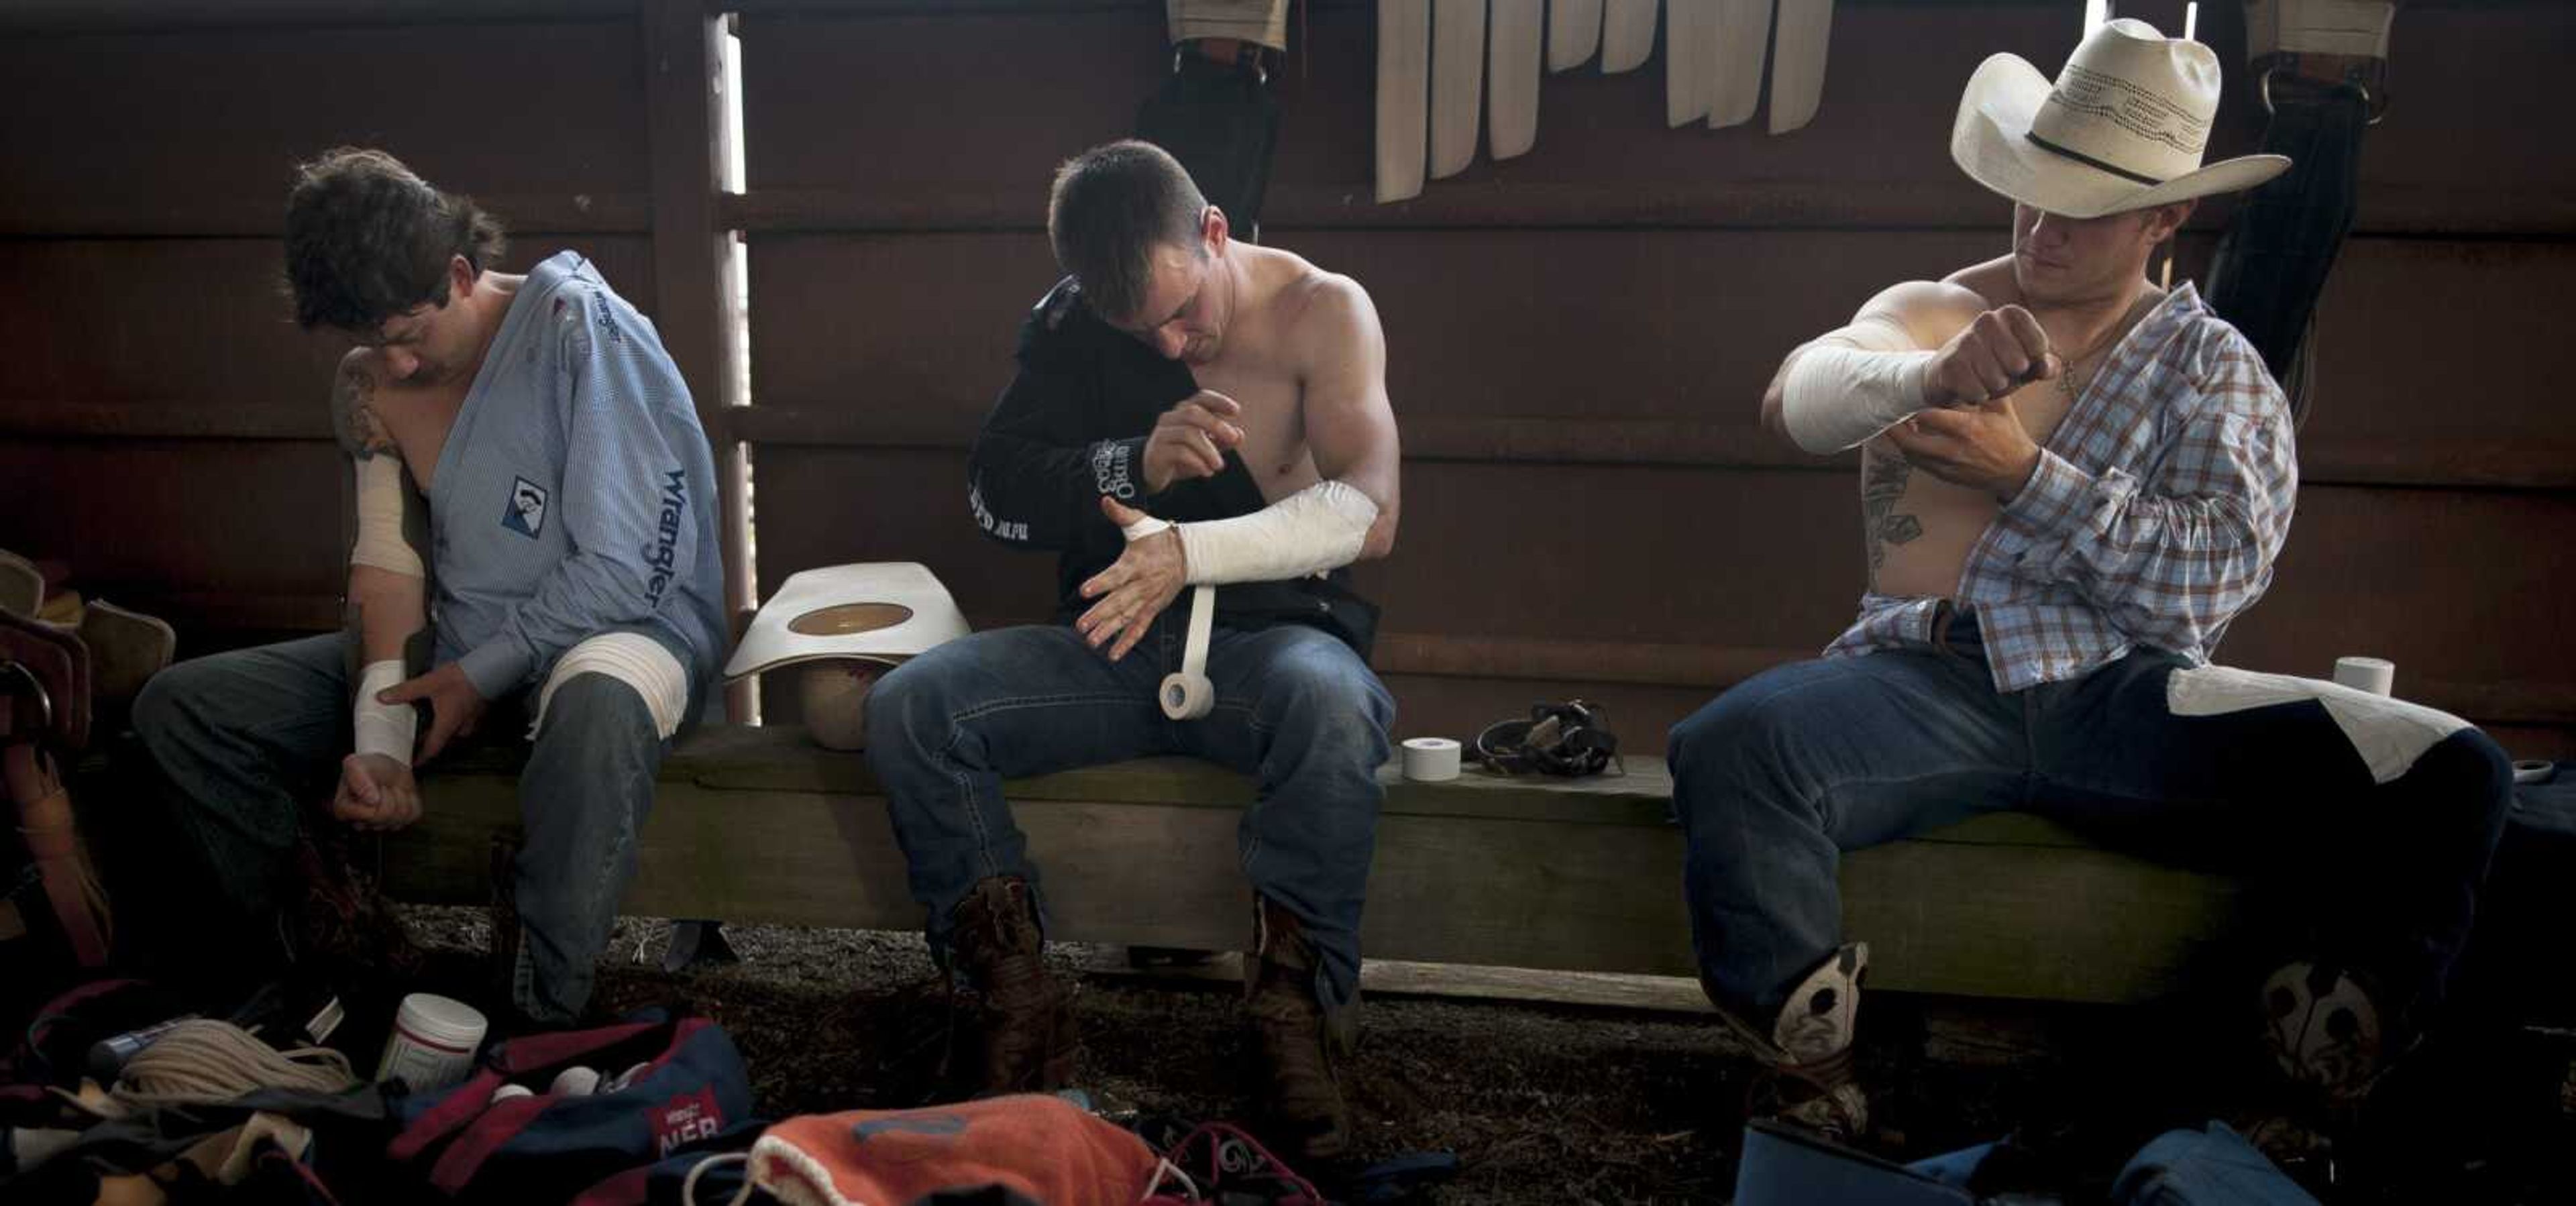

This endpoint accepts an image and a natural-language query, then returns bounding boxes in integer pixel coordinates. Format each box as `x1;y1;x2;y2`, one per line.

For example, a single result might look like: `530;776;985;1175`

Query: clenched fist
1927;305;2064;407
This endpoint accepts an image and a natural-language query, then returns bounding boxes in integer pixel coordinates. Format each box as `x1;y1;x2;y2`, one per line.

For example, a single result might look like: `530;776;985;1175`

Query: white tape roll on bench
1161;583;1218;720
2332;655;2396;698
1401;736;1462;781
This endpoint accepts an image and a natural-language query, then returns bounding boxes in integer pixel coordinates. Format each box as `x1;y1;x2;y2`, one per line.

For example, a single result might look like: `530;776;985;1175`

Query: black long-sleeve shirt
967;277;1379;657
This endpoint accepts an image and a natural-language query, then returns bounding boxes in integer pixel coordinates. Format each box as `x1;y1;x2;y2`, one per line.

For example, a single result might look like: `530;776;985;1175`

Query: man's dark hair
1046;140;1208;325
284;148;506;332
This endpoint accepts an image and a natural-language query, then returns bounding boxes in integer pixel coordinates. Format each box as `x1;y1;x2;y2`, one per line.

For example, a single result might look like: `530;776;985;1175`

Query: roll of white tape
1161;584;1218;721
1160;671;1215;720
1401;736;1462;781
2332;656;2394;698
2514;759;2556;785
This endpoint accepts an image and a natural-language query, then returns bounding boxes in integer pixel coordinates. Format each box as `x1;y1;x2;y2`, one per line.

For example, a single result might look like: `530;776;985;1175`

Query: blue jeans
867;615;1395;1013
1669;612;2512;1024
131;632;688;1026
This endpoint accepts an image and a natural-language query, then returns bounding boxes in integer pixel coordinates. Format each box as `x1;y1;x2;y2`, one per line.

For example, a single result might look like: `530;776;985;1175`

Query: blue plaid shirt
1825;284;2298;693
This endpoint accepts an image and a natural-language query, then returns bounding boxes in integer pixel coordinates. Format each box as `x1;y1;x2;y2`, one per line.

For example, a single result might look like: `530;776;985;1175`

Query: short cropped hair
1046;140;1207;324
284;148;506;332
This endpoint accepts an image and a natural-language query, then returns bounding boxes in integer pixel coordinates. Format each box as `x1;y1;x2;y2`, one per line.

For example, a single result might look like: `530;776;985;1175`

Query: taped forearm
352;659;416;765
346;453;429;763
347;575;427;764
1777;315;1933;453
350;455;425;578
1780;345;1937;454
1174;479;1381;585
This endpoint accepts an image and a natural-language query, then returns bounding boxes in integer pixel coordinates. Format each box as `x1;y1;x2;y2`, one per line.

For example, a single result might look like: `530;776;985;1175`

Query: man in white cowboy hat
1666;19;2514;1149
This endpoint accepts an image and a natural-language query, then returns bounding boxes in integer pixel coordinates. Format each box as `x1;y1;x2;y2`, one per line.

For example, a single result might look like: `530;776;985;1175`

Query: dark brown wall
3;1;2569;759
0;8;655;643
732;0;2576;755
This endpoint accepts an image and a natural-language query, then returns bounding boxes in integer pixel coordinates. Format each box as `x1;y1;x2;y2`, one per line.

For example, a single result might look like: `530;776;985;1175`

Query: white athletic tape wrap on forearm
529;632;691;741
352;659;416;766
1161;584;1218;720
350;456;423;578
1175;480;1379;586
1780;345;1938;454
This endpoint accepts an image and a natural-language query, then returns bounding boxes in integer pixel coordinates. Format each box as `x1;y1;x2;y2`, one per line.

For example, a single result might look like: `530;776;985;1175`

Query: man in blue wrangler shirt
134;148;727;1029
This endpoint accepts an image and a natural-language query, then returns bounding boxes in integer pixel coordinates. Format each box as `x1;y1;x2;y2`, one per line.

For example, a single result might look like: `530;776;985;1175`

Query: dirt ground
392;907;2575;1205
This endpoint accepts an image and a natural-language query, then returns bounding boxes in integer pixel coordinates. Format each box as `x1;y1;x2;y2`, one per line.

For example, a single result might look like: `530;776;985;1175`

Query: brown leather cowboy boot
1244;897;1352;1162
949;876;1078;1094
1721;942;1870;1141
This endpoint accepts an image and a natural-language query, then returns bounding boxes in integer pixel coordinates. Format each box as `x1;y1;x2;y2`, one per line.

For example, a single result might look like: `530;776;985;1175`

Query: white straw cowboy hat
1952;18;2290;219
724;562;971;750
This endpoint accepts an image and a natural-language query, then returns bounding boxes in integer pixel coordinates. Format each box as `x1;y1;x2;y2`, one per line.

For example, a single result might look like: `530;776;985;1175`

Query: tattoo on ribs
1862;449;1921;584
331;361;394;459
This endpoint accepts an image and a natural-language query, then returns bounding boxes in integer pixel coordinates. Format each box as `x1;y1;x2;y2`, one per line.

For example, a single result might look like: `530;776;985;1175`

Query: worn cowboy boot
949;876;1078;1094
1722;942;1870;1142
1244;897;1352;1162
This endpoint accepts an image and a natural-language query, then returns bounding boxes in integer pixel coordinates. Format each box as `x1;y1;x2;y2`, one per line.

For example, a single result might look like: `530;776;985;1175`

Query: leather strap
5;741;111;966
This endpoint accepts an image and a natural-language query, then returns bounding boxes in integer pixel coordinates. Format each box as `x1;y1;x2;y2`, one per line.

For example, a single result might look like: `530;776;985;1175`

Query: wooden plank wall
732;0;2576;757
0;3;662;647
1;1;2569;762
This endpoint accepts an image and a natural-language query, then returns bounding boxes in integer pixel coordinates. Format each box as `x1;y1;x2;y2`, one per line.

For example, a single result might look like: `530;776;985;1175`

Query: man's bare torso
1864;256;2159;598
1185;244;1337;506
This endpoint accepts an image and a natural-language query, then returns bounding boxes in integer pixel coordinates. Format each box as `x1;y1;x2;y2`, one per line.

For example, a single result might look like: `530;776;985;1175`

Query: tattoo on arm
1861;447;1922;588
331;360;394;459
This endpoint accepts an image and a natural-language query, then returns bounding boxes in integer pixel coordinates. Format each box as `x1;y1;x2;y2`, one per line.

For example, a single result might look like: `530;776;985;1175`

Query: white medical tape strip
529;633;691;741
1117;508;1216;719
2166;665;2470;785
350;455;424;578
1161;584;1218;720
352;659;417;765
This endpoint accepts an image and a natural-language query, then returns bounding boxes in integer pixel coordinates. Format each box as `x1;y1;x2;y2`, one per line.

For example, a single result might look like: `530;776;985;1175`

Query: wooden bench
390;724;2247;1005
